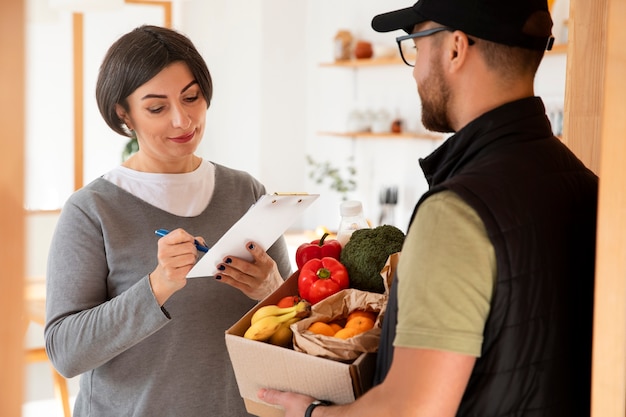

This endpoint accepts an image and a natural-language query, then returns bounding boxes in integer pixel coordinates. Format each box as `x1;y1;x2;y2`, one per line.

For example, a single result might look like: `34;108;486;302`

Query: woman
44;25;292;416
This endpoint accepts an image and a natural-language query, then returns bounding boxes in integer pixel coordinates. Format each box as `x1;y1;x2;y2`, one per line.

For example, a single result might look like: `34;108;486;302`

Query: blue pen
154;228;209;253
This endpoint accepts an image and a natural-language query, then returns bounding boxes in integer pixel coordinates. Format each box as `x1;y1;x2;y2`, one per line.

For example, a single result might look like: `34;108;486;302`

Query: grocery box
225;272;377;417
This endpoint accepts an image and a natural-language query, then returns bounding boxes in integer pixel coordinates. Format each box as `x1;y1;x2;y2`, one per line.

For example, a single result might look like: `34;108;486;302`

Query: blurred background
21;0;568;414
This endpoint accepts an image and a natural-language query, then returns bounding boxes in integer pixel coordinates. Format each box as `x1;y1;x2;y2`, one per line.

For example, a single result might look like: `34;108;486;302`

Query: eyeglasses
396;27;475;67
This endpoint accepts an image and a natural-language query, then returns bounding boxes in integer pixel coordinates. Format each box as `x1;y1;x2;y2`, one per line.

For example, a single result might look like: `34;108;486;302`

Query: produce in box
340;225;405;293
243;300;311;346
295;232;342;269
298;257;350;304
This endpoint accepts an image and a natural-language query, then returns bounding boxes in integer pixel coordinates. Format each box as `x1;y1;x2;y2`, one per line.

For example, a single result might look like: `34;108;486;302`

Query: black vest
374;98;598;417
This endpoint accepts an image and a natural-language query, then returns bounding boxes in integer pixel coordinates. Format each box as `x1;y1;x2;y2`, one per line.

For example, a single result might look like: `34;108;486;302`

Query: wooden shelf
319;56;404;68
316;43;567;141
318;131;444;140
319;43;567;68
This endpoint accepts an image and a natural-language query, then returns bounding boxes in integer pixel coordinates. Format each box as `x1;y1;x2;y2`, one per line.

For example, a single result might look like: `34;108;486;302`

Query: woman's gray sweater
44;163;292;416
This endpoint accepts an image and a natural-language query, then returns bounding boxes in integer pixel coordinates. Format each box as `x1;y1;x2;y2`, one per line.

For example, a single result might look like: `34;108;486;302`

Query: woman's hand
215;242;284;300
150;228;206;305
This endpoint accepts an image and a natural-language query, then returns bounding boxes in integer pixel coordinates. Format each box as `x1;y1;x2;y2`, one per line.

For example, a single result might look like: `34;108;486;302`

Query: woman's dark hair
96;25;213;137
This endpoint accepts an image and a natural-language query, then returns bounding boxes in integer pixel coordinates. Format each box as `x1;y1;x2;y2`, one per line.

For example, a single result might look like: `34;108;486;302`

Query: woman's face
117;61;207;172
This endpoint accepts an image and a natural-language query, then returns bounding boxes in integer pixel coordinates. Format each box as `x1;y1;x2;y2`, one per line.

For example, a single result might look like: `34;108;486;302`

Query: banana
244;310;300;341
250;300;311;325
244;300;311;342
268;317;301;347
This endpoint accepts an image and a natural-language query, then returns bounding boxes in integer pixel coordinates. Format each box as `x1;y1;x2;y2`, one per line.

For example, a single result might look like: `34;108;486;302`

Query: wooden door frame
565;0;626;415
576;0;626;415
0;0;26;415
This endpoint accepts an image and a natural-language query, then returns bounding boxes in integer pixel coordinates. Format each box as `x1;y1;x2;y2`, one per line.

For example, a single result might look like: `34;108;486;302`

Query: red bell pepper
295;233;342;270
298;257;350;305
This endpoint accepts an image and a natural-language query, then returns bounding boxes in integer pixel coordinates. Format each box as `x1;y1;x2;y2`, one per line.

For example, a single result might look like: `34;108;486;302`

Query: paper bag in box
292;289;386;361
225;272;377;417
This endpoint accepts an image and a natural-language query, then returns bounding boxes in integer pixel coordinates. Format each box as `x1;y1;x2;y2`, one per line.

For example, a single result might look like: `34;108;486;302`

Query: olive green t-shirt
395;190;496;357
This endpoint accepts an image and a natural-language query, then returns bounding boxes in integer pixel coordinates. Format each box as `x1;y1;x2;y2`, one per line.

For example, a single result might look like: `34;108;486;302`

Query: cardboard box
225;272;377;417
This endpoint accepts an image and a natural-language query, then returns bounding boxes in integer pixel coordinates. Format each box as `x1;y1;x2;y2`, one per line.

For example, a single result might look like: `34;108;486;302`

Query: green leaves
306;155;357;201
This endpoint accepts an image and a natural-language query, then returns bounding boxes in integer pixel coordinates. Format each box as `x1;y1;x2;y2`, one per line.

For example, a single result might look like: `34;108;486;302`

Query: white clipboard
187;193;319;278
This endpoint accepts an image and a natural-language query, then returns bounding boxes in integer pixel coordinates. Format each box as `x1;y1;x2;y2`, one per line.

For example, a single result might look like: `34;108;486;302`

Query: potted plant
306;155;357;201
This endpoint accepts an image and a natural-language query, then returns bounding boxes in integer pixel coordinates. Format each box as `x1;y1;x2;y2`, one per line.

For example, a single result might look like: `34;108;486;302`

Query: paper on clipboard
187;193;319;278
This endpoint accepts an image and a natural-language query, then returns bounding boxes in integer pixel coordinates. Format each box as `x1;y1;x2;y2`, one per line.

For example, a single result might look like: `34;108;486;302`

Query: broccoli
340;225;405;293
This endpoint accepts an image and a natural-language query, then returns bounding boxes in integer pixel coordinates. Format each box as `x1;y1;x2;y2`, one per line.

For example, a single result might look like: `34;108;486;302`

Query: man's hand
257;389;316;417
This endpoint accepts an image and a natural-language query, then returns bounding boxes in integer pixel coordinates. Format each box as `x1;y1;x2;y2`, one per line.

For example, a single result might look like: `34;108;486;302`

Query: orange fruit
333;327;359;339
346;310;377;323
328;322;343;334
307;321;335;337
345;316;376;334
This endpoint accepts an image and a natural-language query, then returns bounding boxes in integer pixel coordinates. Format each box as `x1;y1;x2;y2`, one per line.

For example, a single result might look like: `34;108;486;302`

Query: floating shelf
319;56;404;68
319;44;567;68
317;131;444;140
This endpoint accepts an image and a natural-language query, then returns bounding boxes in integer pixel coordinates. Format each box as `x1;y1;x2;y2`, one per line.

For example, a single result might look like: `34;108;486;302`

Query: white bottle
336;200;370;247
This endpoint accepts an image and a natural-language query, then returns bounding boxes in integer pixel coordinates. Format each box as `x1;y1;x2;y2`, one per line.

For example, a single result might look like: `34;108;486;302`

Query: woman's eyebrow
140;80;199;100
180;80;198;94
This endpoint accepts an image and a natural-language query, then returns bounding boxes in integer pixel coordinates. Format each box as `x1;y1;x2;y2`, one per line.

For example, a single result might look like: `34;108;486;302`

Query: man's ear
447;31;471;72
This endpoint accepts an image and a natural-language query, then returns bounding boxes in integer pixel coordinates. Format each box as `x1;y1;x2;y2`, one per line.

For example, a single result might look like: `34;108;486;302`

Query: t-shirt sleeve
394;190;496;356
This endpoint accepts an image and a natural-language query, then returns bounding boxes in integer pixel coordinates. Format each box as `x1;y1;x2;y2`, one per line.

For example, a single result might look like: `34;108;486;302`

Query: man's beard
418;56;454;133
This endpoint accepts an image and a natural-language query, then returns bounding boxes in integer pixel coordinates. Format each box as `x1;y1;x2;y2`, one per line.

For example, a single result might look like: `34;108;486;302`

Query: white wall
180;1;263;176
25;1;74;211
180;0;308;200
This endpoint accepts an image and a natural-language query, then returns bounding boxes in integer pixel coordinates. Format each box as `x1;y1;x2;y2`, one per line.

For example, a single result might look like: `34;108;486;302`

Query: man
260;0;598;416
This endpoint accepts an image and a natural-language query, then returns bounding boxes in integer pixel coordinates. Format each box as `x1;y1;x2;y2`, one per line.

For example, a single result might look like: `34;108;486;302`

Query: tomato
276;295;301;308
295;233;342;269
298;257;350;305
